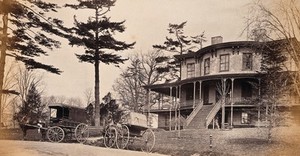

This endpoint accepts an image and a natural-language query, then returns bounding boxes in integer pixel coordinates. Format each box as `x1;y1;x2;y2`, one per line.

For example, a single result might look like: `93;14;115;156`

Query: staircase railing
186;99;203;126
205;100;222;128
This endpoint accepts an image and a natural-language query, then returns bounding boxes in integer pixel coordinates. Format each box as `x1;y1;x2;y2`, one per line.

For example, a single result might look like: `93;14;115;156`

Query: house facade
144;36;299;130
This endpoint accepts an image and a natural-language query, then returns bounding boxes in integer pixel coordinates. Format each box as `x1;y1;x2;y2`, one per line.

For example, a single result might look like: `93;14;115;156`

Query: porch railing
205;99;222;128
181;100;200;108
225;97;258;105
186;99;203;126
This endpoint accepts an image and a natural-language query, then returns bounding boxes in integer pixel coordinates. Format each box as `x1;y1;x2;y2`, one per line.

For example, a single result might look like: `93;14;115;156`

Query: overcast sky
39;0;257;103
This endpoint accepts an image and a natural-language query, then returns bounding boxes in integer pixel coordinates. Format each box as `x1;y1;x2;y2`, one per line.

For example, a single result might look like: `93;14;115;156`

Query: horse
15;113;47;141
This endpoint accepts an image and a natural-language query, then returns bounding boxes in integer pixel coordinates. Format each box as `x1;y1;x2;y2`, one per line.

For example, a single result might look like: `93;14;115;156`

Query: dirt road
0;140;167;156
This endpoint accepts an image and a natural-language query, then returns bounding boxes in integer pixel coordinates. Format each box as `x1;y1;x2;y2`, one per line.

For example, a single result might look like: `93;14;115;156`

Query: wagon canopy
122;112;158;129
48;103;87;123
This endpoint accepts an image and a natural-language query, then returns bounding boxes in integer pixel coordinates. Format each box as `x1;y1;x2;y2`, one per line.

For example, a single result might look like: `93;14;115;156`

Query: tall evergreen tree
258;40;289;142
66;0;135;126
153;22;205;79
0;0;69;125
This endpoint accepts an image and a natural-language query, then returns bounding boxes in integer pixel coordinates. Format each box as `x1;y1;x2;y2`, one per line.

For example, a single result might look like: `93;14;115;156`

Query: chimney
211;36;223;45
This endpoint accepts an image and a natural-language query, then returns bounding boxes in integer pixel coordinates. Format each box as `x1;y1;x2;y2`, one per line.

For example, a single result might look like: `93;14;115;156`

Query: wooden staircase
185;105;214;129
205;100;222;128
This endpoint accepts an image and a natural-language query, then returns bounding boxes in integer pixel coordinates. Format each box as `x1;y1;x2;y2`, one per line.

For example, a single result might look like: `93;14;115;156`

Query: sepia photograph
0;0;299;155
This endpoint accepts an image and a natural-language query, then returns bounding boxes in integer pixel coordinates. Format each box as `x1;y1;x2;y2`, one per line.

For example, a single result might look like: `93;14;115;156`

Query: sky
38;0;257;103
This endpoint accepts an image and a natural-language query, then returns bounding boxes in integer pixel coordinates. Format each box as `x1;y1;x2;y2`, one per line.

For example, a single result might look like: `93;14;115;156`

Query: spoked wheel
103;126;117;148
140;129;155;152
116;124;130;149
75;123;89;143
47;126;65;143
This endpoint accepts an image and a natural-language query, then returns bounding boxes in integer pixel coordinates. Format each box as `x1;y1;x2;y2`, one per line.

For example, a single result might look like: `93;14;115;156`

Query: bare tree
245;0;300;141
246;0;300;97
1;61;17;125
66;97;83;108
14;66;44;107
113;50;167;112
84;87;94;105
11;66;46;122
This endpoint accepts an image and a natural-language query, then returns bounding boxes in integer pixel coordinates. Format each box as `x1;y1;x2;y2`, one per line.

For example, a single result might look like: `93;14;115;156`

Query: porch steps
185;105;214;129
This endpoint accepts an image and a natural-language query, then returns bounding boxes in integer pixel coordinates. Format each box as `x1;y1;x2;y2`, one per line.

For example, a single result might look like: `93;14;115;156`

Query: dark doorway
203;84;210;105
241;82;252;98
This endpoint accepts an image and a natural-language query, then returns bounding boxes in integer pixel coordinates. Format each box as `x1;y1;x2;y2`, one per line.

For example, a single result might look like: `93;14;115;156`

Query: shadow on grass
228;138;269;145
153;149;234;156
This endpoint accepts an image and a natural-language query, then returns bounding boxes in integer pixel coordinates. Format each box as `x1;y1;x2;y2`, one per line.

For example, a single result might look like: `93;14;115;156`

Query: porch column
178;85;181;137
199;81;202;102
161;94;164;108
258;78;261;127
175;86;178;130
193;81;196;108
221;78;227;130
230;78;235;129
158;93;161;109
169;87;172;131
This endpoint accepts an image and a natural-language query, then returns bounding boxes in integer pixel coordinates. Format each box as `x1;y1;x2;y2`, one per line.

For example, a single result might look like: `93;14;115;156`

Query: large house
144;36;299;130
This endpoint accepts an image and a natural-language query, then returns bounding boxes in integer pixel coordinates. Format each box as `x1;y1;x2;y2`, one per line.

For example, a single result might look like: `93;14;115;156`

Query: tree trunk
0;8;9;126
94;7;100;127
94;58;100;127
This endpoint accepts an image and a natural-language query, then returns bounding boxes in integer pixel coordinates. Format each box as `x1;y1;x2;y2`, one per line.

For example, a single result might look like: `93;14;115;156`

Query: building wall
181;47;261;80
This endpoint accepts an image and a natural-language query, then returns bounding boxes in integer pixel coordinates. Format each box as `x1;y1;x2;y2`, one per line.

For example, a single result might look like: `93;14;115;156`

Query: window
220;54;229;71
50;108;57;118
241;112;250;124
187;63;195;78
204;58;210;75
243;53;253;70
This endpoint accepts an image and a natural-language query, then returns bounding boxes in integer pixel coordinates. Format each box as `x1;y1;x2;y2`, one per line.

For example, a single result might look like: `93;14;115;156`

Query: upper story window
204;58;210;75
220;54;229;72
243;53;253;70
187;63;195;78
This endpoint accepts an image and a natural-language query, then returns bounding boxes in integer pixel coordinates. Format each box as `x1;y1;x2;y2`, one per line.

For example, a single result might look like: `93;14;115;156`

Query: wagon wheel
140;129;155;152
47;126;65;143
75;123;89;143
103;126;117;148
116;124;130;149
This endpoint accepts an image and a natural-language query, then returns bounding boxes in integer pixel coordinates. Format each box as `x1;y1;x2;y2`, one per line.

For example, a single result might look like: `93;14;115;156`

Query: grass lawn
1;124;299;156
152;124;300;156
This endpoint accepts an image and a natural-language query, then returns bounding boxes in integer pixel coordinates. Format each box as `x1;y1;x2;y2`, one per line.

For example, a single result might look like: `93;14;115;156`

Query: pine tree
153;22;205;80
17;83;45;124
0;0;69;125
259;40;289;142
66;0;135;126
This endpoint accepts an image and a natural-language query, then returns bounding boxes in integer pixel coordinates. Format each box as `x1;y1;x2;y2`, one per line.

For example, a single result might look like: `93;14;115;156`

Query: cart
103;112;156;152
46;103;89;143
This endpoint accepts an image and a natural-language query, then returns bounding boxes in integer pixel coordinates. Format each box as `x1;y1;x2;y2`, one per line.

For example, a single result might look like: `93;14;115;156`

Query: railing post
175;86;178;130
230;78;234;129
169;87;172;131
209;134;213;150
178;85;181;137
193;81;196;108
199;81;202;102
258;78;261;127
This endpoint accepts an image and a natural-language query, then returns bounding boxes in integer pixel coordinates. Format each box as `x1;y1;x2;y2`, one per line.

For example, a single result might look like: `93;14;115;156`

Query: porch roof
143;73;259;95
